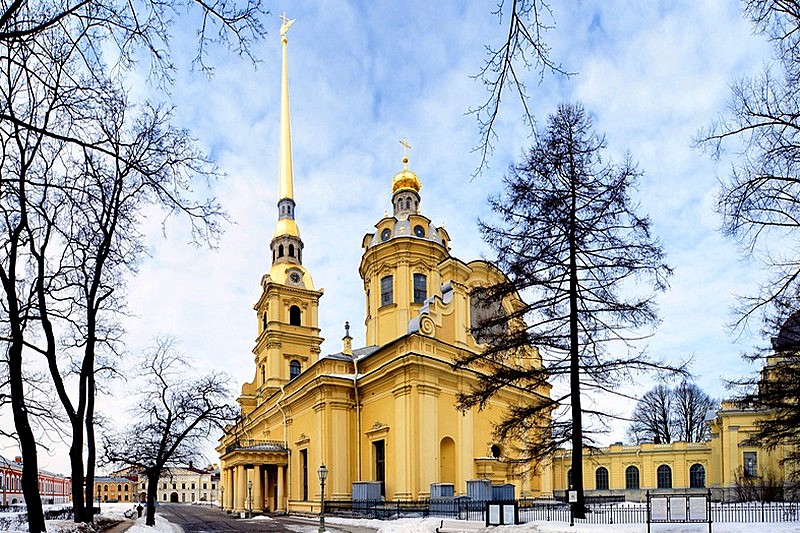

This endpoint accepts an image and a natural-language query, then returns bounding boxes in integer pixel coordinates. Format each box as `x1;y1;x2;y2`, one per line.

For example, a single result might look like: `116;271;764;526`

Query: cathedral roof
324;345;381;361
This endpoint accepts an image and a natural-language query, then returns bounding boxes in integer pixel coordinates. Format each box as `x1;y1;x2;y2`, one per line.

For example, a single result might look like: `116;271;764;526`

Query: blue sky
7;2;780;472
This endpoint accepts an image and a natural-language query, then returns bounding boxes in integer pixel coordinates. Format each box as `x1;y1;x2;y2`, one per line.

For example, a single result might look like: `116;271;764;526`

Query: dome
392;169;421;194
773;311;800;352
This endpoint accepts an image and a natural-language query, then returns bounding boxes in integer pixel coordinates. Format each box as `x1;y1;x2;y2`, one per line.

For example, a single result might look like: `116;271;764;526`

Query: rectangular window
381;276;393;306
413;274;427;304
374;440;386;496
743;451;758;477
300;449;308;501
203;483;207;489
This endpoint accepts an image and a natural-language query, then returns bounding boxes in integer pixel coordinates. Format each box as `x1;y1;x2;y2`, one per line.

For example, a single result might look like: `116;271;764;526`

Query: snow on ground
3;503;800;532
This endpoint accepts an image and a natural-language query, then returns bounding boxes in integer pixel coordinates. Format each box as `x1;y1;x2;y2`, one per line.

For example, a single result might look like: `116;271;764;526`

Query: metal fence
323;498;800;525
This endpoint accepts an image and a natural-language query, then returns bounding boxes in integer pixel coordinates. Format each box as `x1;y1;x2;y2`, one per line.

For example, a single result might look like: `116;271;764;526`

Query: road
156;504;379;533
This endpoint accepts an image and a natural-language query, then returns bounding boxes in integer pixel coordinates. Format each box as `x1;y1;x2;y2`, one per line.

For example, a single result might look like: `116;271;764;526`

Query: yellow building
551;325;799;503
216;20;551;515
94;476;135;503
550;401;791;502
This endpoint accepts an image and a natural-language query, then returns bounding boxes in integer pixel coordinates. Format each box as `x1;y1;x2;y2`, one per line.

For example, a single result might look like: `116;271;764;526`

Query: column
234;465;246;513
253;465;264;513
277;465;286;512
224;467;234;510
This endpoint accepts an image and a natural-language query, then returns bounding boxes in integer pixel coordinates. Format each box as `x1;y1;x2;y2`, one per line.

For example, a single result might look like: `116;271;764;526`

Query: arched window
595;467;609;490
413;273;427;304
289;305;301;326
124;484;129;491
104;484;108;492
657;465;672;489
289;244;295;257
625;466;639;489
262;313;267;330
690;464;706;488
567;468;573;489
117;484;121;491
490;444;501;459
278;244;284;257
290;360;301;380
261;365;266;384
381;276;393;306
406;198;411;209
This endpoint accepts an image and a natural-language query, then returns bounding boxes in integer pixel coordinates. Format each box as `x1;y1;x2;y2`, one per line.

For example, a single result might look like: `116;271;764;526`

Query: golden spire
278;14;295;201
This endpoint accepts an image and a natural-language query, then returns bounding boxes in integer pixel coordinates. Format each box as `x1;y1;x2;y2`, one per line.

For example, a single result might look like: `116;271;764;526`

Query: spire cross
399;137;411;170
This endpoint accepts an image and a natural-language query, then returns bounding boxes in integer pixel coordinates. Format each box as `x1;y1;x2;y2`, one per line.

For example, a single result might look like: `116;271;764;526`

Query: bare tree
673;380;715;442
471;0;570;175
696;2;800;336
628;384;673;444
102;337;238;527
696;1;800;481
456;102;683;517
628;381;716;444
0;0;260;529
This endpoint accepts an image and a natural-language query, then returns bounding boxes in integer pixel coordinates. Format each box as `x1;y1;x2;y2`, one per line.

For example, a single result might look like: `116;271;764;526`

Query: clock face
381;228;392;241
413;225;425;238
289;272;301;284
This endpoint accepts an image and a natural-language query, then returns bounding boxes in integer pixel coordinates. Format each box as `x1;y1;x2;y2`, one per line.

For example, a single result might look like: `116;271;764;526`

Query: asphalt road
157;504;293;531
156;504;378;533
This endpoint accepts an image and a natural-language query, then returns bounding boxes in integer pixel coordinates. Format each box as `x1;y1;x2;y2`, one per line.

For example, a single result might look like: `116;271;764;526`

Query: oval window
381;228;392;241
413;225;425;238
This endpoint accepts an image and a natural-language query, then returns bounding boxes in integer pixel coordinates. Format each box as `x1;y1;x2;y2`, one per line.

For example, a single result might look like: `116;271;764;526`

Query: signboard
651;498;668;521
488;505;500;525
568;491;577;503
646;491;711;533
503;505;515;524
689;497;707;520
669;497;687;520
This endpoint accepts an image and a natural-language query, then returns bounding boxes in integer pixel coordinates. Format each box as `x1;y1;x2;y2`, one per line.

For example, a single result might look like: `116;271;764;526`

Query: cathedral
217;20;798;515
216;20;551;514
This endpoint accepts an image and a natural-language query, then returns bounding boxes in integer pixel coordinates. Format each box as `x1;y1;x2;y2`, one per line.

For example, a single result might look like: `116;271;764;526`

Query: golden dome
392;156;421;193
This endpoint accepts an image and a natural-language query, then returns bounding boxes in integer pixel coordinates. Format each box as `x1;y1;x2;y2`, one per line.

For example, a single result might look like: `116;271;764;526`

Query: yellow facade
216;23;550;515
551;402;791;501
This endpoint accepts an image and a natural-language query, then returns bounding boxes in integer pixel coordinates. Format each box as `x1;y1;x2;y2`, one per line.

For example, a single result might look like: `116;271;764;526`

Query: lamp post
219;486;224;512
247;479;253;519
317;464;328;533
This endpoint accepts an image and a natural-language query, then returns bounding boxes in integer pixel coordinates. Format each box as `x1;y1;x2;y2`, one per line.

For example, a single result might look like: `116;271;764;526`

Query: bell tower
359;145;451;347
242;17;323;412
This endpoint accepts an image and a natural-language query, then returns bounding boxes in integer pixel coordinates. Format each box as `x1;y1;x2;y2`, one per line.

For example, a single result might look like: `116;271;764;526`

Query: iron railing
322;498;800;525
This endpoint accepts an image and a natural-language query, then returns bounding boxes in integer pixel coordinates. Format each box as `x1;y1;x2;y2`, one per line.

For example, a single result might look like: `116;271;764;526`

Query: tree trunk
9;340;46;532
568;165;585;519
85;369;97;523
146;471;160;526
69;424;86;522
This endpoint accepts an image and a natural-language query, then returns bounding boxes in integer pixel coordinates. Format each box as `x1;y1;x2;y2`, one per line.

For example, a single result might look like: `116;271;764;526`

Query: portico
219;441;288;514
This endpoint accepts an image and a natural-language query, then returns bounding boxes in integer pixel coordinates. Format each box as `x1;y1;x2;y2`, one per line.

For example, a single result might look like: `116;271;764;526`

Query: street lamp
317;464;328;533
247;479;252;519
219;486;224;512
